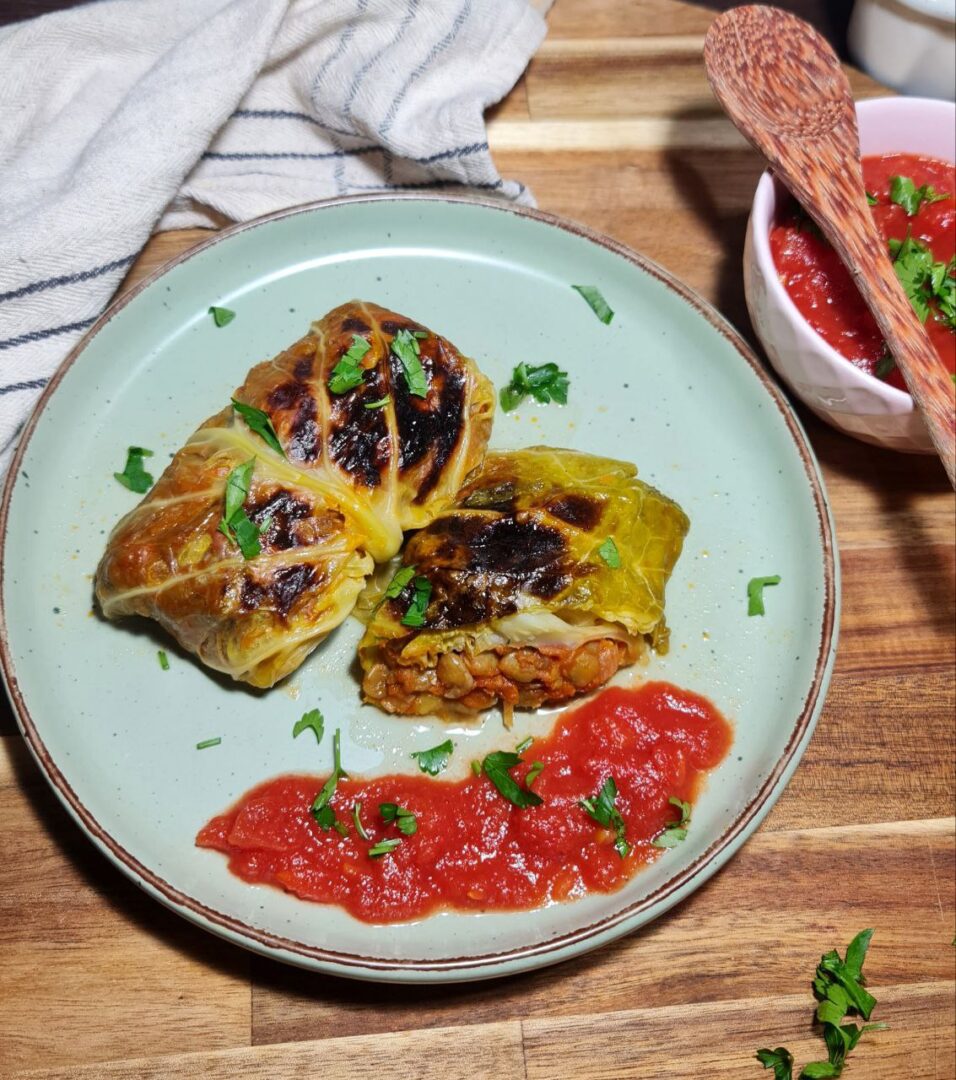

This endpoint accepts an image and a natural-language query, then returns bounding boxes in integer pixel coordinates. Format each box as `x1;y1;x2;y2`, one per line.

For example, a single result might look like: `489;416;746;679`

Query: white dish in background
744;95;956;454
849;0;956;102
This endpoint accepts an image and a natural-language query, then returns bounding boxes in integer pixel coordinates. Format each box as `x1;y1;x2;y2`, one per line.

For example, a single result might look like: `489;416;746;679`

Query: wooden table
2;2;954;1077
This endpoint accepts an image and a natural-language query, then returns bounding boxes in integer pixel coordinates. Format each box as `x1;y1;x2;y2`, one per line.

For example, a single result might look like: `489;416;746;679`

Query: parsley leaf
292;708;324;744
756;1047;794;1080
652;795;691;848
217;458;267;559
380;802;418;835
208;306;235;327
385;566;416;599
114;446;154;494
889;174;949;217
525;761;545;787
391;328;429;397
865;191;878;206
310;728;348;830
874;351;896;379
231;399;284;456
572;284;614;324
196;737;221;750
411;739;453;776
364;395;390;410
499;361;570;412
580;776;629;857
329;334;371;394
748;574;781;616
352;801;370;841
369;838;402;858
483;749;543;809
756;930;883;1080
889;234;955;328
598;537;621;568
400;576;432;628
157;650;170;671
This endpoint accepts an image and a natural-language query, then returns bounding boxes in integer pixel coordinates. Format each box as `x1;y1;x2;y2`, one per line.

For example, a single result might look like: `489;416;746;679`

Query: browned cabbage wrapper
95;301;495;687
359;447;690;717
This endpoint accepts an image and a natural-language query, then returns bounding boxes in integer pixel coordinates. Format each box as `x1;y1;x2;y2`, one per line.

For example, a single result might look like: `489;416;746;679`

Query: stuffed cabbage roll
95;301;495;688
358;447;690;718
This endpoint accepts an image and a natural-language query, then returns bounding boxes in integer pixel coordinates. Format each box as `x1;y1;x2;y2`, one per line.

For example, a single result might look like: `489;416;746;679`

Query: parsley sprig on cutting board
756;930;886;1079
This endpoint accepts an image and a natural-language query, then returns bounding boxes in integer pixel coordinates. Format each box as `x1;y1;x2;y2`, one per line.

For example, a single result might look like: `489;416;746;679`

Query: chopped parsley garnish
400;576;432;628
114;446;154;494
384;566;416;599
208;306;235;327
747;574;781;617
352;801;370;841
865;191;878;206
392;328;429;397
292;708;324;744
756;1048;794;1079
196;737;221;750
579;776;629;857
889;174;949;217
499;361;570;412
218;458;267;559
756;930;885;1079
471;759;482;777
157;650;170;671
411;739;453;776
231;399;283;457
525;761;545;787
874;351;896;379
364;395;390;410
380;802;418;835
888;234;956;328
333;820;349;838
482;749;543;809
598;537;621;568
571;284;614;324
328;334;371;394
652;796;691;848
310;728;348;831
369;838;402;858
515;736;533;755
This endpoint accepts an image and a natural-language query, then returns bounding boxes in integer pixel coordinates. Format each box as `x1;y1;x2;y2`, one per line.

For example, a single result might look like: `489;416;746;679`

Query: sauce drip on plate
197;682;732;923
770;152;955;390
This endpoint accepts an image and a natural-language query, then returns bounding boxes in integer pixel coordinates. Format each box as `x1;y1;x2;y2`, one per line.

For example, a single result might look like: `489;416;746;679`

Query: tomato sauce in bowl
769;152;955;392
197;682;732;924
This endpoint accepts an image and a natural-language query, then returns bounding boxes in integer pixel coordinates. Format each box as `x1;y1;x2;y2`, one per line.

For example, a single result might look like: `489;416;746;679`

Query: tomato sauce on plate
197;682;733;923
769;152;955;392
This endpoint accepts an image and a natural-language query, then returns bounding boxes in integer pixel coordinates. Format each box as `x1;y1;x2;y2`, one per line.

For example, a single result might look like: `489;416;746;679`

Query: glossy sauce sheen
196;682;732;923
770;153;955;391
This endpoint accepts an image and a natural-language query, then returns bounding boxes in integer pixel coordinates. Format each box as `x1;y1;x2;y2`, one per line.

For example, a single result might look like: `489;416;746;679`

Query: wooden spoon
704;5;956;487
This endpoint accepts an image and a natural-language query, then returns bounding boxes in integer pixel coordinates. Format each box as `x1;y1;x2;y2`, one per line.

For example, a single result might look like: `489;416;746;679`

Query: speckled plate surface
0;195;838;983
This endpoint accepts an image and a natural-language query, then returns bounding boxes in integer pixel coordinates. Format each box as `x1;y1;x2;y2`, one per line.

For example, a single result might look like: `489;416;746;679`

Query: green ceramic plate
0;195;837;982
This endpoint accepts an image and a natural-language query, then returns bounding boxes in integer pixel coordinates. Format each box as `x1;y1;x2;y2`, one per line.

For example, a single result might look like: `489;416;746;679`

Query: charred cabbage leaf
95;301;495;688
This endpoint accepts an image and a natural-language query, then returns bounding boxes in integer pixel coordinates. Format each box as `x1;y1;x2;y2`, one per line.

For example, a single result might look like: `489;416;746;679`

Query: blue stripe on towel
0;254;136;306
0;317;97;352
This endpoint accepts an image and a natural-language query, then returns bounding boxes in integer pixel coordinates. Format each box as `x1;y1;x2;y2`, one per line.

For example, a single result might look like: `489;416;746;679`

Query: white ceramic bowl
744;95;956;453
849;0;956;101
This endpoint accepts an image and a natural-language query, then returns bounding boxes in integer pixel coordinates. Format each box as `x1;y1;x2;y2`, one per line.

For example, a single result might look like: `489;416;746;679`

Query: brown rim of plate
0;193;837;977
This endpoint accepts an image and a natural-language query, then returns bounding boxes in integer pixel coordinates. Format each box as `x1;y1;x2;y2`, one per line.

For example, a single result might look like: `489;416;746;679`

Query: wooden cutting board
1;1;953;1077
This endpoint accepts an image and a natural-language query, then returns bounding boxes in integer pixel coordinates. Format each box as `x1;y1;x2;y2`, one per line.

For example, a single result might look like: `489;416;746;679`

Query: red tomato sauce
769;152;955;391
197;682;732;923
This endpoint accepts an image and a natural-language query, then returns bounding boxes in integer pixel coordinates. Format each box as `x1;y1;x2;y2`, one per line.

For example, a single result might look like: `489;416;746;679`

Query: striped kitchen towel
0;0;547;473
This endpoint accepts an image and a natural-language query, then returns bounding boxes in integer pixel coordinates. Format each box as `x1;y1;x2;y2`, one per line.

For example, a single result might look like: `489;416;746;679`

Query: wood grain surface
1;2;954;1078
